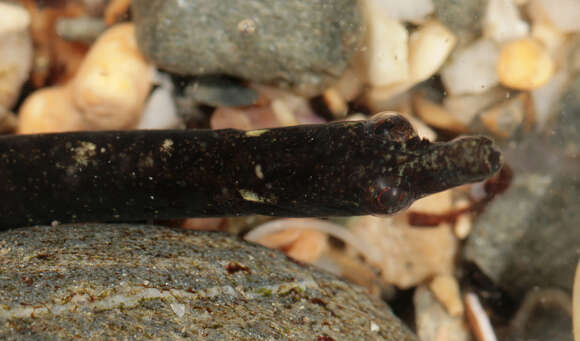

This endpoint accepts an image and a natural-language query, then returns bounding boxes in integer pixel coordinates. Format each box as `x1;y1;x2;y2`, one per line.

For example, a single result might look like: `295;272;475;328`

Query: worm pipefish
0;113;502;229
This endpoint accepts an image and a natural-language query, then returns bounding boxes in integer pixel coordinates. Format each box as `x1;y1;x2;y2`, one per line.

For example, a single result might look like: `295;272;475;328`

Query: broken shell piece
18;86;86;134
71;23;154;130
497;38;555;90
0;2;33;110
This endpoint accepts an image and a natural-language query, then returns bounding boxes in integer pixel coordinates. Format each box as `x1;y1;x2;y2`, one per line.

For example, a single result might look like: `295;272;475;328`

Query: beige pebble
18;86;85;134
19;23;153;133
413;93;469;133
0;2;33;110
322;88;348;118
363;20;455;110
497;38;555;90
478;93;528;138
350;215;457;288
408;20;456;83
361;0;409;87
71;23;153;130
429;275;464;317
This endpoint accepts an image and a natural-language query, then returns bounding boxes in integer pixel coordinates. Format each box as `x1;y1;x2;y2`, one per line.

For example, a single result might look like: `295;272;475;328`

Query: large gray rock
132;0;363;96
0;224;416;340
464;75;580;298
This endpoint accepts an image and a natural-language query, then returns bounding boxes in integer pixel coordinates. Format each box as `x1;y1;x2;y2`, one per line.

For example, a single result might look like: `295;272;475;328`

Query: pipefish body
0;113;502;229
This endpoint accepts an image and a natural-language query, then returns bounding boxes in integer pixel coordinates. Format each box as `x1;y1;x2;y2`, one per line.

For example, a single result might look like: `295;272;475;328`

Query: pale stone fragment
361;0;410;87
484;0;529;42
0;2;33;110
372;0;435;23
441;39;500;95
408;20;457;83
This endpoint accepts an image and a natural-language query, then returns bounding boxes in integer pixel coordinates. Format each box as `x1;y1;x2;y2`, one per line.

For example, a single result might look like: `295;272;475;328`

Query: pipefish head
354;112;503;215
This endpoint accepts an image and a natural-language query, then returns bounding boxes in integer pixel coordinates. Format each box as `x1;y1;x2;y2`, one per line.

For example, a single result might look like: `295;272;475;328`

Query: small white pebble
370;320;380;332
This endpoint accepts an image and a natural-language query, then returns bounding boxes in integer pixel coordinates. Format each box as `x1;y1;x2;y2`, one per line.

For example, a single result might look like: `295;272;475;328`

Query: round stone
131;0;363;96
0;224;416;340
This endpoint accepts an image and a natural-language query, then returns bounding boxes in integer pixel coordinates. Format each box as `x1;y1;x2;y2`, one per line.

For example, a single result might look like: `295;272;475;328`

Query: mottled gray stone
0;224;416;340
432;0;488;45
132;0;363;96
464;75;580;299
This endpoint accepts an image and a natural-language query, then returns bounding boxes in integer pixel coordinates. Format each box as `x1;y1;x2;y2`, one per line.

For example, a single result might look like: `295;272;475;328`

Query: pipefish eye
376;186;411;213
369;112;417;142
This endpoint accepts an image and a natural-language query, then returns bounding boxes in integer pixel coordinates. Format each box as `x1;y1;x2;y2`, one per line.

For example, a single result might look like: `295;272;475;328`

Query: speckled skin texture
0;224;417;340
0;114;502;228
